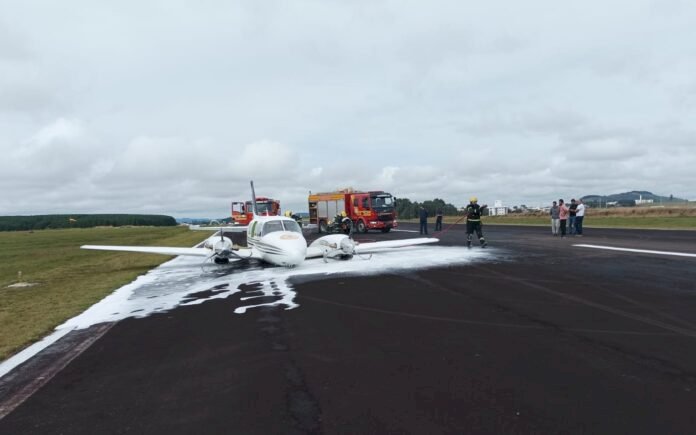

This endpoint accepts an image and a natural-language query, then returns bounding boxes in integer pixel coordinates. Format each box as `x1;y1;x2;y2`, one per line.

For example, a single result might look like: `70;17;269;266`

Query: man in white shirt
574;199;586;236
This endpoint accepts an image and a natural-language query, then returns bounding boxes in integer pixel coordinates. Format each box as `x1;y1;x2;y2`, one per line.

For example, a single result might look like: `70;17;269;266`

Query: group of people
416;196;586;246
549;198;585;237
419;197;488;249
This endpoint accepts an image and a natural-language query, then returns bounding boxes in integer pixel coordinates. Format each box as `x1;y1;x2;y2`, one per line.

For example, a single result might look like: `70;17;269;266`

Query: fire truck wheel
357;220;367;233
319;220;328;233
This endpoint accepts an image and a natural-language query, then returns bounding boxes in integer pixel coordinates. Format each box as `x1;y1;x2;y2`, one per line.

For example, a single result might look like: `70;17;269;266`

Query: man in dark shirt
419;206;428;235
435;208;443;232
465;197;488;248
568;199;578;235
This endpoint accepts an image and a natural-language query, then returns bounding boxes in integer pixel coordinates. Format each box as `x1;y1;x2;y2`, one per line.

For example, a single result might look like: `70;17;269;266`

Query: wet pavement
1;223;695;434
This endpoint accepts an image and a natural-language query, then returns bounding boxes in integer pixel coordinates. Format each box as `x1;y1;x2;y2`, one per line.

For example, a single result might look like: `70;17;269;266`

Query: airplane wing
354;238;439;254
81;245;212;257
305;237;439;259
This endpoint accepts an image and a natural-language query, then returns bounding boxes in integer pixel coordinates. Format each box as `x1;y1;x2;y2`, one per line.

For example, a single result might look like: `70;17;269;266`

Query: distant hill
581;191;687;207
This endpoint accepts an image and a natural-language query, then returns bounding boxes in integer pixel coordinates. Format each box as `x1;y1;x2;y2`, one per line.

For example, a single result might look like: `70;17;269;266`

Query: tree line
0;214;178;231
394;198;462;219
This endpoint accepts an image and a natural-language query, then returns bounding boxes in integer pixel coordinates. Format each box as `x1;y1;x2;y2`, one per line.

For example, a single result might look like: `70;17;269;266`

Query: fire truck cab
231;197;281;225
308;189;397;233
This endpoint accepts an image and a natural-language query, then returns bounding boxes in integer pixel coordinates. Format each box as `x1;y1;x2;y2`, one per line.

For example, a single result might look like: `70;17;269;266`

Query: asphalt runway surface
1;223;696;434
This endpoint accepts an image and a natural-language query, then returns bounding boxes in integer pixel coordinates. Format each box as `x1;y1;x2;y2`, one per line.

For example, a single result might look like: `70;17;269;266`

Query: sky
1;0;695;217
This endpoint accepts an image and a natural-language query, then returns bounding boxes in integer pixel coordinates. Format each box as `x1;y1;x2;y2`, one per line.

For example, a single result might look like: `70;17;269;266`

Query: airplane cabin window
282;220;302;233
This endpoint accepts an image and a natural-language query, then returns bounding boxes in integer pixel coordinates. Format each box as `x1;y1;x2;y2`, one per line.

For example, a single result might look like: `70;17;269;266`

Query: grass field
0;226;206;361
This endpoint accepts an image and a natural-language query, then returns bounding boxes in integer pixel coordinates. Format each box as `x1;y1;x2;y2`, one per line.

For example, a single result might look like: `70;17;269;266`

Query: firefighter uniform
465;197;488;248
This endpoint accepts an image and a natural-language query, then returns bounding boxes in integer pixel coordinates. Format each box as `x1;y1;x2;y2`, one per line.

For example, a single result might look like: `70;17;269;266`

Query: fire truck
308;189;397;233
231;197;281;225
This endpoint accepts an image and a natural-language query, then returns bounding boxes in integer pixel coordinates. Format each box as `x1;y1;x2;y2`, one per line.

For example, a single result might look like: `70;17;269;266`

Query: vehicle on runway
308;188;397;233
231;196;281;225
82;182;438;267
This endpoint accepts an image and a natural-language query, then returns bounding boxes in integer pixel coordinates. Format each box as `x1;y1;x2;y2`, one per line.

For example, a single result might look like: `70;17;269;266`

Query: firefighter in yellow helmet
465;196;488;249
284;210;293;218
332;210;351;234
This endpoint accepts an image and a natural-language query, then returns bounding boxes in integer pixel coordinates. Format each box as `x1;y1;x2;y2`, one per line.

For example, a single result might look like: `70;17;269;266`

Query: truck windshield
257;201;274;214
247;201;274;214
370;195;394;211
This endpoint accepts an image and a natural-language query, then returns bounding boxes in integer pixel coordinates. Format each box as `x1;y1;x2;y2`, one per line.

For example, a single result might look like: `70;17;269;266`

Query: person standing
418;206;428;235
568;199;578;235
558;199;569;238
550;201;560;236
435;207;443;232
574;199;585;236
465;197;488;248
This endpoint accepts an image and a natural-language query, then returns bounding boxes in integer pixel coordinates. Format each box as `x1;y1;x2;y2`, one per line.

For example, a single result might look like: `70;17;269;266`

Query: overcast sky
2;0;695;217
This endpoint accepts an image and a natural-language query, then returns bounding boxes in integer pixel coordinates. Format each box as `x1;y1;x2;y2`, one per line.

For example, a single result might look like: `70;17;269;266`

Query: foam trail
0;246;492;378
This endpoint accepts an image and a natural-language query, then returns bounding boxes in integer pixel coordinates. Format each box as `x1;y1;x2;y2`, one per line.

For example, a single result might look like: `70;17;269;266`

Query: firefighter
332;211;352;234
465;196;488;249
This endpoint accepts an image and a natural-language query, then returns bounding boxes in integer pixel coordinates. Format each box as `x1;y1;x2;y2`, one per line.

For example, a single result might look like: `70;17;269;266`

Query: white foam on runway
0;245;492;378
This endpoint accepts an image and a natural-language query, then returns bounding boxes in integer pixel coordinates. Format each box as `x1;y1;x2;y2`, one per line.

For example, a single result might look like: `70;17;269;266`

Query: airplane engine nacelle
204;236;234;258
310;234;356;259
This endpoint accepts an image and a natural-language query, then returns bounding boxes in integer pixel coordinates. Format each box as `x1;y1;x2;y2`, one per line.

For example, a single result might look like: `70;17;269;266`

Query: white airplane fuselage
244;215;307;267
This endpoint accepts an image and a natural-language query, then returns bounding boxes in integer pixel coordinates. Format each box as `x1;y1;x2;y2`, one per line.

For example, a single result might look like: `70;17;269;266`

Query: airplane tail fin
250;180;258;216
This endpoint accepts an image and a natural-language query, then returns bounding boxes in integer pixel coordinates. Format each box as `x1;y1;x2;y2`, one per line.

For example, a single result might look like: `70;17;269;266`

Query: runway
1;223;696;434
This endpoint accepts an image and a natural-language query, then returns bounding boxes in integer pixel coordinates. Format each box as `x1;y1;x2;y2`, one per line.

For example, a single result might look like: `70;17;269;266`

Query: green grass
0;227;206;361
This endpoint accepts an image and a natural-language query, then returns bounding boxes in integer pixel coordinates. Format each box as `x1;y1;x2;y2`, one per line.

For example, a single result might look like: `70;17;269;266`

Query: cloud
1;1;696;215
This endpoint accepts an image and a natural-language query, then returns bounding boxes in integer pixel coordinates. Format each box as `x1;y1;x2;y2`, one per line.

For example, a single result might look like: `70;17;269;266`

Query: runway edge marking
0;323;114;421
574;244;696;258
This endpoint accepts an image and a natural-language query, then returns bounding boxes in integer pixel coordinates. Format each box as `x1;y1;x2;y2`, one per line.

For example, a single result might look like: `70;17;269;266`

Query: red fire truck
308;189;397;233
231;197;281;225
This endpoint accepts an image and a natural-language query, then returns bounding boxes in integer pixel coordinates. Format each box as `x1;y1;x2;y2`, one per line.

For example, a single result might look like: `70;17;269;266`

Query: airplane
81;181;439;267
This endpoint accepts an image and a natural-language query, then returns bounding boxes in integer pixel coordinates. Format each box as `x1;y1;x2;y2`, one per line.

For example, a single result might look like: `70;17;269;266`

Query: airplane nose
285;248;305;267
262;231;307;267
284;238;307;266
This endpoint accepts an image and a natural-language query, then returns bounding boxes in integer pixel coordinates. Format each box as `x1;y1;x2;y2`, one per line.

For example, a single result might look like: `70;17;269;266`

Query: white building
634;195;654;205
488;200;508;216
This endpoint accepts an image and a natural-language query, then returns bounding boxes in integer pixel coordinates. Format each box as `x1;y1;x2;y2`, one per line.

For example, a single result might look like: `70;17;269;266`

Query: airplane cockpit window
262;220;284;235
282;220;302;233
